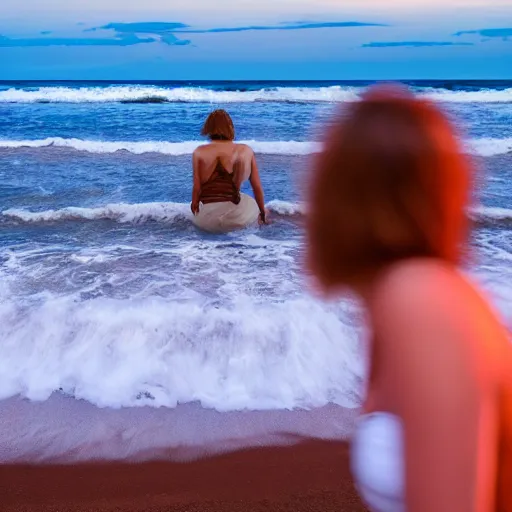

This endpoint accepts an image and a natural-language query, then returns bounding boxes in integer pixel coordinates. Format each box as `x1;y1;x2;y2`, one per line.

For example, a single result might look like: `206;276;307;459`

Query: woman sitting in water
191;109;267;233
307;85;512;511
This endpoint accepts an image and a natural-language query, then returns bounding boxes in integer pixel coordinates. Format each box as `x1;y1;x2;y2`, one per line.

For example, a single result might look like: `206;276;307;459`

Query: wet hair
307;84;472;290
201;109;235;141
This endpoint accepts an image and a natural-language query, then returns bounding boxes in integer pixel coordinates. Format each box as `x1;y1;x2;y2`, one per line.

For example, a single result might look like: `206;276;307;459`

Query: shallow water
1;80;511;460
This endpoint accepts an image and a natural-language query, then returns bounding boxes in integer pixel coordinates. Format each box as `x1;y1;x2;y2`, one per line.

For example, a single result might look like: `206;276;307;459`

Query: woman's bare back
194;142;253;189
192;109;267;225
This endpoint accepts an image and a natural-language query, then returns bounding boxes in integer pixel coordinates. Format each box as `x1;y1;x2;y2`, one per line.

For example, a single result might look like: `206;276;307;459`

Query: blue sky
0;0;511;80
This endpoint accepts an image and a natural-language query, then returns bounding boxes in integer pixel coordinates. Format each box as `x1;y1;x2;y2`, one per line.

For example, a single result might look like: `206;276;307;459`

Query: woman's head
307;84;472;291
201;109;235;141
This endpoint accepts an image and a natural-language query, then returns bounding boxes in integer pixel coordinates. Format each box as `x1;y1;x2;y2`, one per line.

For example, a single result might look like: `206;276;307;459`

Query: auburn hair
201;109;235;141
307;84;472;290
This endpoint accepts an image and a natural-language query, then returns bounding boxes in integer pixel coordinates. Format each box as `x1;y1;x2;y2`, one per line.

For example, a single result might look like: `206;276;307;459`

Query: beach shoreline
0;438;368;512
0;394;360;463
0;395;366;510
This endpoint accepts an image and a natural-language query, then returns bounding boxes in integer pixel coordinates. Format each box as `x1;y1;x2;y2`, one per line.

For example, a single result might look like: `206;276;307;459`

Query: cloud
90;20;386;37
0;19;385;49
90;22;189;33
0;34;159;47
454;27;512;39
90;22;192;46
0;22;192;47
362;41;474;48
178;21;387;33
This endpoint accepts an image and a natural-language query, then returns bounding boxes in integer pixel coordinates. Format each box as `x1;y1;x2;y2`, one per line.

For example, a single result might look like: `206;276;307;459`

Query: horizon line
1;78;511;83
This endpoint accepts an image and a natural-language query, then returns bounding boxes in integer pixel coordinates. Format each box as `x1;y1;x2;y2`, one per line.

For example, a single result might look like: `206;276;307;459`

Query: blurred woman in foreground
307;85;512;511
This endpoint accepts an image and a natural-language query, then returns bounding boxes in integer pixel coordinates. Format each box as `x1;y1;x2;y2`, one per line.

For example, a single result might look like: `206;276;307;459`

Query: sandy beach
1;439;367;511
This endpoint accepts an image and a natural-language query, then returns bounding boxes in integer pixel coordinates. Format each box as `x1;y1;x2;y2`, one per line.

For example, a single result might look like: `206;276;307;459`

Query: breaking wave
1;85;511;104
2;201;509;227
1;136;511;157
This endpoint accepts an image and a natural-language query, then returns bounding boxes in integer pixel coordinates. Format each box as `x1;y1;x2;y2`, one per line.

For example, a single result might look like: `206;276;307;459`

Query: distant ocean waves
1;136;512;157
0;85;511;104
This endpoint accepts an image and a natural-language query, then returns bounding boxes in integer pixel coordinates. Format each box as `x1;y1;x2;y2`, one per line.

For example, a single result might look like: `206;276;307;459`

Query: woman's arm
249;152;267;223
191;149;201;214
371;266;498;512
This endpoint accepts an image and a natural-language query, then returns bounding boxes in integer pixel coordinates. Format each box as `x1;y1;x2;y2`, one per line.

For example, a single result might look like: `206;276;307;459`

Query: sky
0;0;511;80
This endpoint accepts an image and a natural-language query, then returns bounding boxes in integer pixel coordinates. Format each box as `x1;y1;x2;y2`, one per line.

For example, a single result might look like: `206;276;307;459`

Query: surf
1;84;511;104
2;201;510;228
1;136;511;157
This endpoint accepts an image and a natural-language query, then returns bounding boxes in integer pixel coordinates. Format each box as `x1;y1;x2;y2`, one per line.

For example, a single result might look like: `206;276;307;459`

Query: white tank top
350;412;405;512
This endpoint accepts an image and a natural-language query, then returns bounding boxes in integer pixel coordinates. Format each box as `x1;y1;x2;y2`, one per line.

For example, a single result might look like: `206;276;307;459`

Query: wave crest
1;136;511;157
0;138;318;156
471;206;512;225
2;202;192;224
0;85;359;104
2;201;510;227
1;85;511;104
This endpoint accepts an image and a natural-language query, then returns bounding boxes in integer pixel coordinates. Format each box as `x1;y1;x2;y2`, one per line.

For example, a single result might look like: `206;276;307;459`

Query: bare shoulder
235;143;254;157
369;259;483;354
369;258;508;381
371;258;466;313
193;145;207;158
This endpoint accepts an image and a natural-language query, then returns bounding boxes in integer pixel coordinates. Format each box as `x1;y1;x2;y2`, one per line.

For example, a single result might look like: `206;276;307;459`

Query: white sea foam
2;201;192;224
1;200;301;224
1;136;511;157
0;137;318;156
0;85;360;104
421;88;512;103
0;293;363;411
266;199;306;216
0;85;511;104
468;137;512;158
471;206;512;222
3;201;509;226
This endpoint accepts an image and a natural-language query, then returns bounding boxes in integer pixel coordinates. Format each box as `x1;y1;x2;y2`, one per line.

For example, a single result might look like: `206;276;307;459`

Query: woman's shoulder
372;258;460;306
233;143;254;155
194;142;218;153
369;258;481;341
193;144;208;158
371;258;506;369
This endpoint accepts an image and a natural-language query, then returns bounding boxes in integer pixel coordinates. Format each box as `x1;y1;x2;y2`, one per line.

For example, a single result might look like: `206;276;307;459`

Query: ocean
1;80;511;462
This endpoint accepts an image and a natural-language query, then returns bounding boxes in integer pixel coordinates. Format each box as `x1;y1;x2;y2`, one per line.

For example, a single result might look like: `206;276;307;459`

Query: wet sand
0;438;368;511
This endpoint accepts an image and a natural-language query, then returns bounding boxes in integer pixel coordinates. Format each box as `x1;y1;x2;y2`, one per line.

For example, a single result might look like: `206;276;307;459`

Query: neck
210;137;231;142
